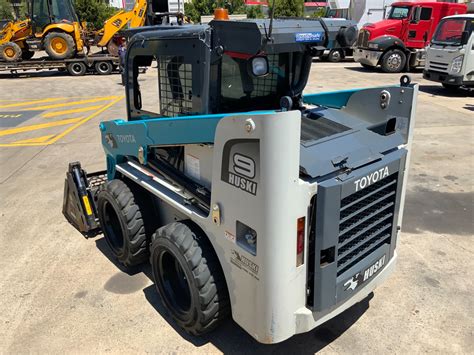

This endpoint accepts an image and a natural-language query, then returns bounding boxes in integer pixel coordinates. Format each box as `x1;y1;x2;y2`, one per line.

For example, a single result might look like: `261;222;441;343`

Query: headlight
368;42;379;49
451;55;464;74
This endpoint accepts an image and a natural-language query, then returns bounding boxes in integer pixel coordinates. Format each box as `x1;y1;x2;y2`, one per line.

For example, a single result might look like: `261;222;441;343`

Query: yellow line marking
42;105;105;118
23;96;121;111
47;96;124;144
11;134;56;144
0;98;67;109
0;96;124;147
0;117;83;137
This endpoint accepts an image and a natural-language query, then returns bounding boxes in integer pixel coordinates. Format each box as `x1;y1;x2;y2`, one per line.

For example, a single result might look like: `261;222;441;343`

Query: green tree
271;0;304;17
246;5;264;19
0;0;14;20
73;0;117;30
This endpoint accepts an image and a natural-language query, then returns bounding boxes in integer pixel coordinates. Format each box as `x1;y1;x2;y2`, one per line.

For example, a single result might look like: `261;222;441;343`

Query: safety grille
157;56;193;117
428;61;449;73
336;173;398;276
357;30;370;48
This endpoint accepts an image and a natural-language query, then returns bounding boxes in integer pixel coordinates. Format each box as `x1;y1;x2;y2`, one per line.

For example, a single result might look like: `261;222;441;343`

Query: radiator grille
428;61;449;72
158;55;193;117
357;30;370;48
337;173;398;276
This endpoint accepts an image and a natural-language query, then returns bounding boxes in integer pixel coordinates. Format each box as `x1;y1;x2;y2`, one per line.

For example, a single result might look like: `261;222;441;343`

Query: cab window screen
420;8;432;21
219;53;289;112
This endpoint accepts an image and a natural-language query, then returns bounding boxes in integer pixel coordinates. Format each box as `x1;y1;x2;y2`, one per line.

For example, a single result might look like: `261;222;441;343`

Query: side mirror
249;56;269;77
410;7;421;24
461;31;469;45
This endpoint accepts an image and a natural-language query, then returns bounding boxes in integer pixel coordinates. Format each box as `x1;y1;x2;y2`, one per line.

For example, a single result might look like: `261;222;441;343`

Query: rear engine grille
429;61;449;72
357;30;369;48
337;173;398;276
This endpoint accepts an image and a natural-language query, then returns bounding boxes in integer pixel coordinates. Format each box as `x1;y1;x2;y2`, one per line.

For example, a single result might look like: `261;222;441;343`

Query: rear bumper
353;48;382;67
295;251;397;334
423;70;463;86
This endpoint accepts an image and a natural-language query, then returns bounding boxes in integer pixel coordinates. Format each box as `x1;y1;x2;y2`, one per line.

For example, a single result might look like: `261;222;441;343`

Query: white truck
327;0;397;28
423;14;474;90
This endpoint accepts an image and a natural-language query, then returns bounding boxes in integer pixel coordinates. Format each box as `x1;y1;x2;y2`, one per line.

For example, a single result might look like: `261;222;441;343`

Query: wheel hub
387;54;401;70
4;47;15;58
51;38;67;54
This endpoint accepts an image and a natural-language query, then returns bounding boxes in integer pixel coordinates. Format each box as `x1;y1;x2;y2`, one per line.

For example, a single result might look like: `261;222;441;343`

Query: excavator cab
30;0;79;34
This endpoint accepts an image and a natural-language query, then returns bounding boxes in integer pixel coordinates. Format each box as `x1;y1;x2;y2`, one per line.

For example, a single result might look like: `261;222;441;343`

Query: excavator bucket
62;162;106;238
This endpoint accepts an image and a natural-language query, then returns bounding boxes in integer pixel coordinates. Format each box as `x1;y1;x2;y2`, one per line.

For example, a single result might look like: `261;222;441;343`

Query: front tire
0;42;22;62
381;49;406;73
328;49;343;63
150;221;230;335
44;32;76;60
97;179;150;267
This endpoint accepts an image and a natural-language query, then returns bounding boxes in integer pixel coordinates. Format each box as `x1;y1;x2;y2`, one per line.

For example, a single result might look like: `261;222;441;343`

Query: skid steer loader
63;18;418;343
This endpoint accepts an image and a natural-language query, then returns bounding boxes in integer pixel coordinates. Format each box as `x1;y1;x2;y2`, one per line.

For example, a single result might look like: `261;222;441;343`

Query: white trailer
327;0;397;28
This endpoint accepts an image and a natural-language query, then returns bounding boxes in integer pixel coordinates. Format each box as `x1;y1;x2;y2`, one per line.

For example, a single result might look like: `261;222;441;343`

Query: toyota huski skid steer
63;18;418;344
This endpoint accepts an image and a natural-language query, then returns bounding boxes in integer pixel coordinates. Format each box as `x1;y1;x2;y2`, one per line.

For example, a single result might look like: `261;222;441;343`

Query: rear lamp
296;217;306;267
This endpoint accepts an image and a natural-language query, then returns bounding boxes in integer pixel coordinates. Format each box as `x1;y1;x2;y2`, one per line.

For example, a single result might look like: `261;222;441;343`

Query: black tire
442;83;461;91
150;221;230;335
0;42;22;62
44;32;76;60
67;62;87;76
328;49;343;63
97;179;150;267
381;49;406;73
336;26;358;48
95;61;113;75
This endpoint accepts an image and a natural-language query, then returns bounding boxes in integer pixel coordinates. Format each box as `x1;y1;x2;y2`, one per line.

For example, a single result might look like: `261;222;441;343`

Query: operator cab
124;19;327;121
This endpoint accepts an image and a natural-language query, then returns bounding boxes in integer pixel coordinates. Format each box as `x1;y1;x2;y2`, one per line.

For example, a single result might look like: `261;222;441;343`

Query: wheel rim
103;201;124;252
158;250;192;314
51;37;67;54
387;53;402;70
98;62;109;73
4;47;16;58
331;51;341;60
71;63;83;74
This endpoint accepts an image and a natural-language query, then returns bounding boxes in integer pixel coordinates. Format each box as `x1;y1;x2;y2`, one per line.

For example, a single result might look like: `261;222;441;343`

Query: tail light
296;217;305;267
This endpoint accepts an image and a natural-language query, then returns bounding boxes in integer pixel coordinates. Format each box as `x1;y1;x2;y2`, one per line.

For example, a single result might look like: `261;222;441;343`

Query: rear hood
364;19;402;40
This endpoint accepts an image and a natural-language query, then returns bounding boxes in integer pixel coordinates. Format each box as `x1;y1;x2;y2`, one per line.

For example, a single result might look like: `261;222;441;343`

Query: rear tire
0;42;22;62
150;221;230;335
44;32;76;60
67;62;87;76
328;49;343;63
95;61;113;75
381;49;406;73
97;179;150;267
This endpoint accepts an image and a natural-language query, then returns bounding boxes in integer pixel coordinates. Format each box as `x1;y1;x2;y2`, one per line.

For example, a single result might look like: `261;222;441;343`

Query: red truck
354;1;467;73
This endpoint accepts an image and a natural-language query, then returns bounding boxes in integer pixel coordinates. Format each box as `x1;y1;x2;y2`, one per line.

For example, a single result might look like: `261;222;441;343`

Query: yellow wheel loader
0;0;85;62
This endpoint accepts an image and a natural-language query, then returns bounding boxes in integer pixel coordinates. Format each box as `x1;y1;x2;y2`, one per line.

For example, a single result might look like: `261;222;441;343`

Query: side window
420;7;432;21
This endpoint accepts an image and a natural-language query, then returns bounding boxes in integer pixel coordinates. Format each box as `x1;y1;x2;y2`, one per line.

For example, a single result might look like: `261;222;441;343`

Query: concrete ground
0;61;472;354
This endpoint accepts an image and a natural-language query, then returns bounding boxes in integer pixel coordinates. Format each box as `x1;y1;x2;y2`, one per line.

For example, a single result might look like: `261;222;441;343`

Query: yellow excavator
0;0;149;62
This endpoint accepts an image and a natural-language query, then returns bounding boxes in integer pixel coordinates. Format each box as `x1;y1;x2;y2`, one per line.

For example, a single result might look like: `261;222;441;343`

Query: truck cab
354;1;467;73
423;14;474;90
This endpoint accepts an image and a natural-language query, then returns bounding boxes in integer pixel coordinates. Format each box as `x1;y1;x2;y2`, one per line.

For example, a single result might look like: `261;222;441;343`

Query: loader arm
97;0;147;47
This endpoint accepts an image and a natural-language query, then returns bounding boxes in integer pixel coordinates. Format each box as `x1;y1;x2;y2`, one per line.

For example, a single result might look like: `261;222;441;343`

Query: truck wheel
44;32;76;60
150;221;230;335
0;42;22;62
97;180;149;267
381;49;406;73
95;61;113;75
67;62;87;76
328;49;343;63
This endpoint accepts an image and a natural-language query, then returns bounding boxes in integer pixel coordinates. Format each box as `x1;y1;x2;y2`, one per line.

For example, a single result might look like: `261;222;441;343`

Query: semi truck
62;17;418;343
423;14;474;90
354;1;467;73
